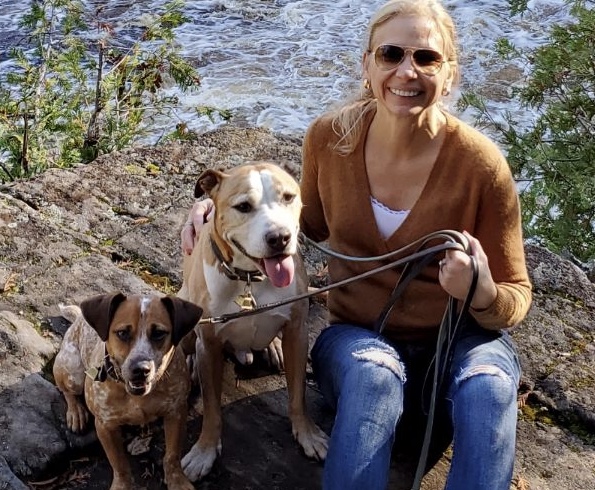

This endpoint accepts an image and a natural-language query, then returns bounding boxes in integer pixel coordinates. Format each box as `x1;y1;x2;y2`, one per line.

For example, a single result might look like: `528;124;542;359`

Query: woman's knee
313;325;401;382
450;364;518;412
352;345;405;384
448;366;518;464
341;348;406;415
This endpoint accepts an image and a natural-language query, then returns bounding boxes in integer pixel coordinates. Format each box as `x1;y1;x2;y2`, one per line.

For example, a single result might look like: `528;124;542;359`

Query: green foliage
459;0;595;261
507;0;530;16
195;105;233;123
0;0;214;182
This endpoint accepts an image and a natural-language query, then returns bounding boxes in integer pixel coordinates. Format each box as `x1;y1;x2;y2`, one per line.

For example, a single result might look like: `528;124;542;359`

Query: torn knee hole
458;365;509;383
352;348;404;378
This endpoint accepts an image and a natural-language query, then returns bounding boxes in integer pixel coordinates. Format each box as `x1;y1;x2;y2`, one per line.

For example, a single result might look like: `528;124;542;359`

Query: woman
182;1;532;488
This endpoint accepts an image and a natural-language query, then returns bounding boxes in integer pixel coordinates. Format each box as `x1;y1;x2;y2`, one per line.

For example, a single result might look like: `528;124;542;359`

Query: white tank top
371;196;410;239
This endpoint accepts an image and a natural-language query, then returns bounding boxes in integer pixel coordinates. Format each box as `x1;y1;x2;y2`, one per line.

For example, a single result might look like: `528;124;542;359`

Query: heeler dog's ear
160;296;203;346
80;292;127;341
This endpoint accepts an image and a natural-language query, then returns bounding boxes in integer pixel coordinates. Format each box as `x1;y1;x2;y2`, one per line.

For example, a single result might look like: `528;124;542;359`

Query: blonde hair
331;0;460;155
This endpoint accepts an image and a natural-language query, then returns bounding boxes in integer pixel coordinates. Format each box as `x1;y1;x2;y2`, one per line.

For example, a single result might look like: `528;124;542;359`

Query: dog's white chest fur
203;262;296;351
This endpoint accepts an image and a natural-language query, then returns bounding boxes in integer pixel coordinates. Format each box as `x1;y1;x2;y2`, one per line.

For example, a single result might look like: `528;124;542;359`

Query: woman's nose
394;55;417;78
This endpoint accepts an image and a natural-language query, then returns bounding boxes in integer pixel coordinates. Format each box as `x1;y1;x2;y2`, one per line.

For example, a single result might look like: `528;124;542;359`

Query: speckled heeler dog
53;292;203;490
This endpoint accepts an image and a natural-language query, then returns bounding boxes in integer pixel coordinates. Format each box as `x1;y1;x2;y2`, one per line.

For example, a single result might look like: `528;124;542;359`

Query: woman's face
363;15;454;120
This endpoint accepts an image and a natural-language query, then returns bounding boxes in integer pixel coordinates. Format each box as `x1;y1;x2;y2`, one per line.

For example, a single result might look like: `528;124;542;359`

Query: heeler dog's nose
132;361;152;379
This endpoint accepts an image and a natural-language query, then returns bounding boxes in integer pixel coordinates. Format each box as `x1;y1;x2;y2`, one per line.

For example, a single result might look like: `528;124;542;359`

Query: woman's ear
442;63;456;97
443;61;457;96
362;50;371;79
442;80;452;96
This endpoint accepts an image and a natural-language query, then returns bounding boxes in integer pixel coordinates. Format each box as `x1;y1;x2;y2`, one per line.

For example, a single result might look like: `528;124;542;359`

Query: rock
0;456;29;490
0;125;594;489
0;375;70;477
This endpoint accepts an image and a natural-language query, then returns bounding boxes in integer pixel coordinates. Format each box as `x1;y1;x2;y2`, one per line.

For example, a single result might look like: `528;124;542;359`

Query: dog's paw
181;439;221;482
108;476;136;490
262;336;284;371
292;417;329;461
164;469;195;490
66;398;90;433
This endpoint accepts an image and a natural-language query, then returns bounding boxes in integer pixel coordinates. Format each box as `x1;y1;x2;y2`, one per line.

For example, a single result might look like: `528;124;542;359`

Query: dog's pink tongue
263;255;294;288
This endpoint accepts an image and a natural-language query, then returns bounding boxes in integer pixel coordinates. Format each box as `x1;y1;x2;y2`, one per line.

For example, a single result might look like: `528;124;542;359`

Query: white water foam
0;0;574;141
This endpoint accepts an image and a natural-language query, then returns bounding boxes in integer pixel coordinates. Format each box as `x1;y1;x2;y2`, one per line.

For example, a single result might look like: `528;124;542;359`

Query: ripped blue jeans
311;321;521;490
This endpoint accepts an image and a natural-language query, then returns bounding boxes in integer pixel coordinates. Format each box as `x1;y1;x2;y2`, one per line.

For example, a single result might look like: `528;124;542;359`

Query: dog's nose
132;361;152;379
266;230;291;252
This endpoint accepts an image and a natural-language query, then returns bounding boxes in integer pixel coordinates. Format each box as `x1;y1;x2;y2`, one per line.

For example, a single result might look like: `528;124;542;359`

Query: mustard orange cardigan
300;109;532;342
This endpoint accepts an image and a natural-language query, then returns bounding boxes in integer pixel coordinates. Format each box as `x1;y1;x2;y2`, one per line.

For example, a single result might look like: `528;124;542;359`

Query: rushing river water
0;0;574;141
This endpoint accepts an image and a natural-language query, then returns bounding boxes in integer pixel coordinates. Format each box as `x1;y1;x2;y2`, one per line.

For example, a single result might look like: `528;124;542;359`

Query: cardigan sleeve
299;118;330;242
470;155;532;329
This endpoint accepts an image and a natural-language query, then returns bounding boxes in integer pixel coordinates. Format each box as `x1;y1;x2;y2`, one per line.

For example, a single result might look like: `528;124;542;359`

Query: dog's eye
116;329;131;342
151;329;169;342
282;193;296;204
233;202;252;213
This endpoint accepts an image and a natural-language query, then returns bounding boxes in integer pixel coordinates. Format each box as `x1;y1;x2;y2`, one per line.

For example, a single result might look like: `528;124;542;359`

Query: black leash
374;246;441;334
410;255;478;490
198;230;471;325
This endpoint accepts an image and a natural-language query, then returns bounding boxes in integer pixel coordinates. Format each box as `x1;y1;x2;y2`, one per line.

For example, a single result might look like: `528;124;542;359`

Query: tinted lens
413;49;443;69
375;45;405;69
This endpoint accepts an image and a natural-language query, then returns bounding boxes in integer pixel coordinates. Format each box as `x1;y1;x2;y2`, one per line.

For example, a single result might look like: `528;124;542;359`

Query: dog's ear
160;296;203;346
194;168;228;198
80;292;126;341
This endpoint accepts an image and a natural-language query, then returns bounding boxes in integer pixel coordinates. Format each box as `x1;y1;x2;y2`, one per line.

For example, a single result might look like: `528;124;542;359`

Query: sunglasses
371;44;445;75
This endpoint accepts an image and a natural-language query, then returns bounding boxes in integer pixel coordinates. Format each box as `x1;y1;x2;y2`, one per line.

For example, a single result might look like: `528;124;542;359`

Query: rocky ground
1;126;594;489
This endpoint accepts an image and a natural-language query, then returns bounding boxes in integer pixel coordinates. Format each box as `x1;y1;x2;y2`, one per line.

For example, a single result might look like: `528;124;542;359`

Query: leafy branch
0;0;227;182
459;0;595;261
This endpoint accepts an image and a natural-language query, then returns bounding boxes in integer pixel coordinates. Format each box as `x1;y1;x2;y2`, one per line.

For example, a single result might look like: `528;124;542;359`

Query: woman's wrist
470;283;498;311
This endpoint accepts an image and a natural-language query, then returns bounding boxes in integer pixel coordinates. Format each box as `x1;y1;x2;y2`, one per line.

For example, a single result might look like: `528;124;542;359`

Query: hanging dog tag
85;364;108;382
235;291;257;311
235;283;257;311
85;367;99;381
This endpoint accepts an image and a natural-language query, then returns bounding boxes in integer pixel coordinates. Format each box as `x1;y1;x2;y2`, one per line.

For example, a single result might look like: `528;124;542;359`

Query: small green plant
459;0;595;261
0;0;226;182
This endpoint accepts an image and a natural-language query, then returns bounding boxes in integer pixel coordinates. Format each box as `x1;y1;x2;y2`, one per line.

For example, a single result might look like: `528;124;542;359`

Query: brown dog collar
85;347;124;383
210;238;265;283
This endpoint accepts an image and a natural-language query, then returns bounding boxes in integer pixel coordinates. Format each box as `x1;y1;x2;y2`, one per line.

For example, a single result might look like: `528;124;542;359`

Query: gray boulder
0;126;593;489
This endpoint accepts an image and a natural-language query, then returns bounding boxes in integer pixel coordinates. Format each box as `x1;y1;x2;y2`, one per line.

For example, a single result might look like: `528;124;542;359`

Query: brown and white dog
53;293;203;490
178;162;328;481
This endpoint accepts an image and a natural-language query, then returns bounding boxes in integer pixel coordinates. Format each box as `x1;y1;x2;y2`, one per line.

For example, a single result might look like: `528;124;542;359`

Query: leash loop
301;230;479;490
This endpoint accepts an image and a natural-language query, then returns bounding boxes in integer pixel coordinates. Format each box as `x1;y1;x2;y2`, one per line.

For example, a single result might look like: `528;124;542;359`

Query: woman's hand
438;231;498;310
181;198;214;255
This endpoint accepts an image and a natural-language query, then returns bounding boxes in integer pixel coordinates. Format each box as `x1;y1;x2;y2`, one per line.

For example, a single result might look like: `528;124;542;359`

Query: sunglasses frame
370;44;446;75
